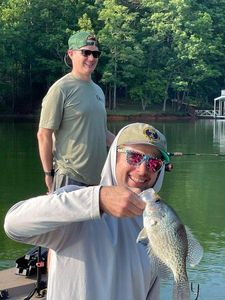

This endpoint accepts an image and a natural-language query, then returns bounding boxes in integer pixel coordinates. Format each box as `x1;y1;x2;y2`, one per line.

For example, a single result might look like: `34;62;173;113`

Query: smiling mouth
129;175;147;184
84;62;96;68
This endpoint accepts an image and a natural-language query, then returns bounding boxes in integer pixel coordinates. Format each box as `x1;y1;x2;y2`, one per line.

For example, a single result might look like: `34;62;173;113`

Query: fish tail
173;278;190;300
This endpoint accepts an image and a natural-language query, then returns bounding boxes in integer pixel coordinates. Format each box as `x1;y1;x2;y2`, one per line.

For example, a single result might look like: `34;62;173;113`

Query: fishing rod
24;246;47;300
165;151;225;172
168;152;225;157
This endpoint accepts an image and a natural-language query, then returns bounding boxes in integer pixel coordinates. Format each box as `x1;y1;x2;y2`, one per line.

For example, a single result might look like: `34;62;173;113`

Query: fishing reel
165;162;173;172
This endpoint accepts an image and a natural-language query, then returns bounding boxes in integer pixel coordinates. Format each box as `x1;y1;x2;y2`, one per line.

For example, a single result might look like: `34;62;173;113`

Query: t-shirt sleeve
39;84;65;130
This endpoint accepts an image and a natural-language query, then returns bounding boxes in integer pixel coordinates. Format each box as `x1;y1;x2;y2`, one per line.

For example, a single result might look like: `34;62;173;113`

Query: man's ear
67;49;73;59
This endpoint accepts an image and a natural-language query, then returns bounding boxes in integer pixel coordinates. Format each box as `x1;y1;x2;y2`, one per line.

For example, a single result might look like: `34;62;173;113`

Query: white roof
214;96;225;101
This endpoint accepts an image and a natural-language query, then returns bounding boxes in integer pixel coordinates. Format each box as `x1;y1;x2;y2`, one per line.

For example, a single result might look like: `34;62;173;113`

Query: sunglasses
76;49;101;58
117;148;165;173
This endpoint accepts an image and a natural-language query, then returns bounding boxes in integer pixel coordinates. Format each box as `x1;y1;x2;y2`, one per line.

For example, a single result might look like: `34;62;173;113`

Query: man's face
68;45;100;79
115;144;163;191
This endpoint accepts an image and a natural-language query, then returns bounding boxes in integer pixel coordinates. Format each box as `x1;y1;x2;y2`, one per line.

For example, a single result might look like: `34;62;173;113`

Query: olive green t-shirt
39;73;108;185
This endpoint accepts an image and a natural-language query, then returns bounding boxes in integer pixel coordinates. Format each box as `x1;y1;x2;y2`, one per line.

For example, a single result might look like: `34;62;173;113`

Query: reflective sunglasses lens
148;159;163;172
127;151;143;166
125;150;164;173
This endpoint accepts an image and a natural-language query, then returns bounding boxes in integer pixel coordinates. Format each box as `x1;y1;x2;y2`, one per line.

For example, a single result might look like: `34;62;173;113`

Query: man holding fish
4;123;202;300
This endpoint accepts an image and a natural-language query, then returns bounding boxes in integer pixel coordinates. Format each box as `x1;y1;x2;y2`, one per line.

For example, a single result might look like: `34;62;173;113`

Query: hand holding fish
99;186;146;217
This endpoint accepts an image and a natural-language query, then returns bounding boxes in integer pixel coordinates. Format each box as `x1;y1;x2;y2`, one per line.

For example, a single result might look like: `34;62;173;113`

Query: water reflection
213;120;225;154
0;118;225;299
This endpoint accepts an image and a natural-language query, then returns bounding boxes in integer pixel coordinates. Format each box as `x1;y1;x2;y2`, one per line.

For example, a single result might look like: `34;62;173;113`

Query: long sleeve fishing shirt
4;185;159;300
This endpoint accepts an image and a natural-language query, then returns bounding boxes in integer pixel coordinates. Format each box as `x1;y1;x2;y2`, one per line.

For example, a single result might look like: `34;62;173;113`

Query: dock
0;267;47;299
195;91;225;119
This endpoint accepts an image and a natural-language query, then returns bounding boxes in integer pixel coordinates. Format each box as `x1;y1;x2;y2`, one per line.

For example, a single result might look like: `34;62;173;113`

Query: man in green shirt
37;30;114;193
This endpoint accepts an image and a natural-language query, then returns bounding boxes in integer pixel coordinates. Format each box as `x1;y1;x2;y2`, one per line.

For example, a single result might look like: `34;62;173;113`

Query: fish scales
137;189;203;300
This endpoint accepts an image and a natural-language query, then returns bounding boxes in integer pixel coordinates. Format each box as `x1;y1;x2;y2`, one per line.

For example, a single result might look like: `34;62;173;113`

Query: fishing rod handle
168;152;183;156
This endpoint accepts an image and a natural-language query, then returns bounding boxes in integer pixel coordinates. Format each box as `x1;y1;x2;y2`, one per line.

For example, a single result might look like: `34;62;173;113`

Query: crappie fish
137;189;203;300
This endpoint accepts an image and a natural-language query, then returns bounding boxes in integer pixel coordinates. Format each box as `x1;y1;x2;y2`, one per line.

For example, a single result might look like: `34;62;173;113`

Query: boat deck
0;267;47;299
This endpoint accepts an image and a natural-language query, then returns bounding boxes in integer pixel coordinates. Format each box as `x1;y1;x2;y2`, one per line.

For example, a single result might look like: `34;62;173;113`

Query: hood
100;124;165;192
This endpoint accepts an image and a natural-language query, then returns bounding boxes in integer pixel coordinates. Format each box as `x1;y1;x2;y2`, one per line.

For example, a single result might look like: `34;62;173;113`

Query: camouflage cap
117;123;170;163
68;30;98;50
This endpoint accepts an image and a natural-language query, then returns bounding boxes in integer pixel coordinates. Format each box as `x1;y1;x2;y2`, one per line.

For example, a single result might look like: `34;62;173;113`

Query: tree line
1;0;225;114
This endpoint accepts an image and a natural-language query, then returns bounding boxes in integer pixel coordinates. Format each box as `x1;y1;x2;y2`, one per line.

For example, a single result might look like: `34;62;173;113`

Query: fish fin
158;261;172;280
146;244;171;280
136;228;149;245
185;226;204;267
145;248;159;276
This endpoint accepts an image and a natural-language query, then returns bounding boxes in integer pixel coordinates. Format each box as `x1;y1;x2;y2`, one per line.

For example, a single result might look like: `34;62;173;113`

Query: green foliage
1;0;225;113
130;69;168;110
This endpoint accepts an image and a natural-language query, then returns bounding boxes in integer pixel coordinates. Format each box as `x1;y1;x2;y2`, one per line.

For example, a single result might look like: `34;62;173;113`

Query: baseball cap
68;30;98;50
117;123;170;163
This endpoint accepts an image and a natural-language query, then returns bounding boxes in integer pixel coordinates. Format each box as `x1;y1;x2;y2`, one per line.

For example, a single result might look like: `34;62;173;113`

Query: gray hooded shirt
4;125;165;300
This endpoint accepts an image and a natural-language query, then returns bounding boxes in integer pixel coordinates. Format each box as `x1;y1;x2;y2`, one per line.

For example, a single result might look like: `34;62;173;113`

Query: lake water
1;118;225;299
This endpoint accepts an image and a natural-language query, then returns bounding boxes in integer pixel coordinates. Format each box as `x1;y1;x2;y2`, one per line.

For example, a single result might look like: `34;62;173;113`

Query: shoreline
107;114;194;122
0;113;195;122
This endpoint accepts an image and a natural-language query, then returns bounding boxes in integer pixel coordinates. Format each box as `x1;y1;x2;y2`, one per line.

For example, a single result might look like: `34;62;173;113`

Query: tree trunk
162;79;171;112
113;82;117;110
108;85;112;110
113;52;117;110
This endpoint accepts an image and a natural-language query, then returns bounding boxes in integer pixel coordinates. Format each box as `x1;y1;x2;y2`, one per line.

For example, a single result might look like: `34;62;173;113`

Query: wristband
44;169;55;177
